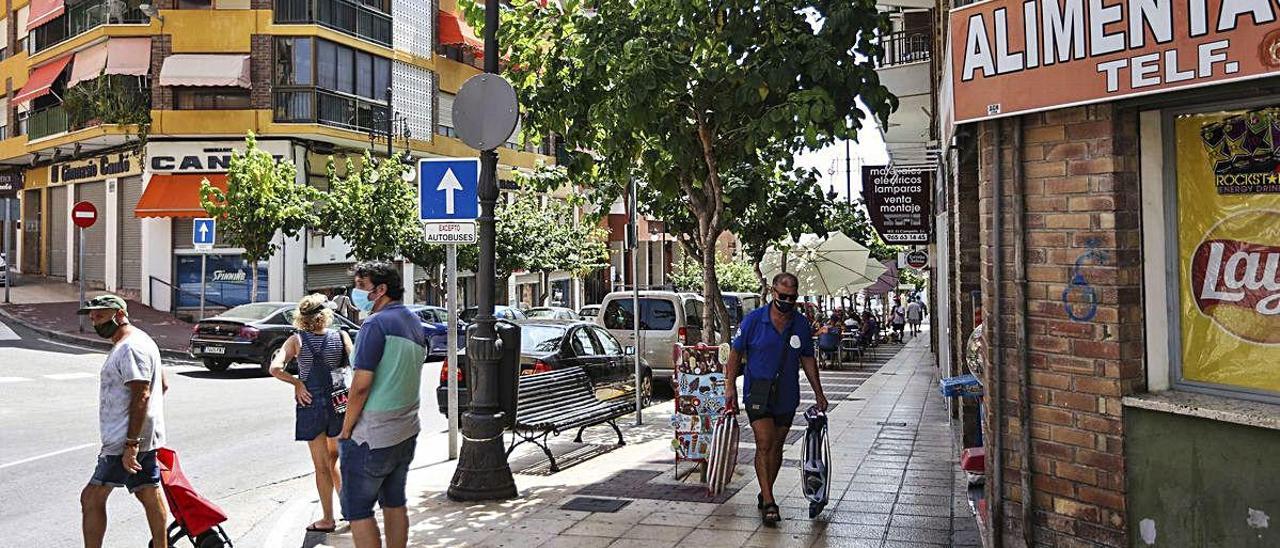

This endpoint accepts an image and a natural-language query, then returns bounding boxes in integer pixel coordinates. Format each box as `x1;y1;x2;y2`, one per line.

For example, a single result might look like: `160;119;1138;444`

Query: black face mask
773;299;796;314
93;317;121;339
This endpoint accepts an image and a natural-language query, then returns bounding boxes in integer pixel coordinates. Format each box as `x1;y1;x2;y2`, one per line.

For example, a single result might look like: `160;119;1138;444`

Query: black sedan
436;319;652;414
189;302;360;373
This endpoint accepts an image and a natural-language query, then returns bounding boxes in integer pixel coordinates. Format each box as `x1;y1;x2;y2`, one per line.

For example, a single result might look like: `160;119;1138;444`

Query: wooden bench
507;367;633;472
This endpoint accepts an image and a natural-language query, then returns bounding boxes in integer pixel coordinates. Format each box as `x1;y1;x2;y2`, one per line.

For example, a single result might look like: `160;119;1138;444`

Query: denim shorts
339;435;416;521
296;400;344;441
88;450;161;493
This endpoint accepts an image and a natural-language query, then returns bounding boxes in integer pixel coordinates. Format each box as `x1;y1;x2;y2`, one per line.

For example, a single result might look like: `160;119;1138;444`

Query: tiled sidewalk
288;332;979;547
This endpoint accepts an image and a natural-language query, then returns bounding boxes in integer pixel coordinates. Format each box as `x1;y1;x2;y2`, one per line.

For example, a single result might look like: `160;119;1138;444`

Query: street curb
0;305;195;361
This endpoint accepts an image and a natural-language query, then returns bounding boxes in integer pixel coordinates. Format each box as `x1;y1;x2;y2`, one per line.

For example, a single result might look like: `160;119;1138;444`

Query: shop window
174;88;251;110
1159;102;1280;403
178;0;214;8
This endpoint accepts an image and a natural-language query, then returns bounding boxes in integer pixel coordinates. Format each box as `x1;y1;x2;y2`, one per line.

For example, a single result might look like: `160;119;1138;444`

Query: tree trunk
250;263;259;303
697;228;733;343
753;259;767;301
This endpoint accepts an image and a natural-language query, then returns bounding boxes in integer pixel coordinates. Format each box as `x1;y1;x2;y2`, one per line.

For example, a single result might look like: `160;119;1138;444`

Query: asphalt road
0;318;453;548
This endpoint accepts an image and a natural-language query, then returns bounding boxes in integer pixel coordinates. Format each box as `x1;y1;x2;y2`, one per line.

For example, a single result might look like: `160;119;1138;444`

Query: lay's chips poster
1177;108;1280;394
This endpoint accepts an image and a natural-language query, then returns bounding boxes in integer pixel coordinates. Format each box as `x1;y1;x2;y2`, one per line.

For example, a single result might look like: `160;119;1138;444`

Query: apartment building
2;0;552;313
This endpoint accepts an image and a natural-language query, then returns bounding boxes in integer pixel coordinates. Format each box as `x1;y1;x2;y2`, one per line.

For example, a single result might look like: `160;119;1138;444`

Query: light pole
448;0;518;502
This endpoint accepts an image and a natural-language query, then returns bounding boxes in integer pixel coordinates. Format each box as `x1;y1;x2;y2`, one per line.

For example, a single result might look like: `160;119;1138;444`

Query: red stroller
154;448;234;548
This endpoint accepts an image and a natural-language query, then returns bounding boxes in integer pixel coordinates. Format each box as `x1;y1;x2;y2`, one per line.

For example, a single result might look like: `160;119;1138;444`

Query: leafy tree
496;191;610;304
671;254;760;294
200;133;318;302
488;0;895;341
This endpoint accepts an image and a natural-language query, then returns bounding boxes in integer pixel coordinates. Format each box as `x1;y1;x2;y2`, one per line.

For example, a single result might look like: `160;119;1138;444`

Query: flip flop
761;503;781;526
306;522;336;533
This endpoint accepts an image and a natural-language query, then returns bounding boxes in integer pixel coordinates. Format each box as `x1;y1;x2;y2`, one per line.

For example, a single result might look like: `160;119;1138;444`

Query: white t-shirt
99;330;166;455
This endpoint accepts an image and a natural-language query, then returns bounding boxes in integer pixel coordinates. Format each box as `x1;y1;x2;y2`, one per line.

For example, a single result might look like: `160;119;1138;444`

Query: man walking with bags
77;295;169;548
725;272;828;526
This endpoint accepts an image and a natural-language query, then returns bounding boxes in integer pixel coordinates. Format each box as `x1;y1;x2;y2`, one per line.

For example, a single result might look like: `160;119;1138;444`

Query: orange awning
13;55;72;105
27;0;65;31
438;10;484;52
134;174;228;218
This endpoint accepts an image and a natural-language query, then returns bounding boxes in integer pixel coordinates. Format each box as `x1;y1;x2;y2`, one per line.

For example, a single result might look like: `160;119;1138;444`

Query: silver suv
596;291;714;381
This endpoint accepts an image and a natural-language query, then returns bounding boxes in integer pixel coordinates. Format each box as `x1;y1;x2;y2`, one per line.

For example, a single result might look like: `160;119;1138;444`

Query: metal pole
448;0;518;501
845;140;852;204
199;253;207;321
4;197;11;304
385;86;394;158
630;177;642;426
447;244;459;460
78;227;85;332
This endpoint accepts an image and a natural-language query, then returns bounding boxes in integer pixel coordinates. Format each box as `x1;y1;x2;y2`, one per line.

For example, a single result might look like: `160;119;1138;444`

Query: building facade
4;0;553;314
919;0;1280;545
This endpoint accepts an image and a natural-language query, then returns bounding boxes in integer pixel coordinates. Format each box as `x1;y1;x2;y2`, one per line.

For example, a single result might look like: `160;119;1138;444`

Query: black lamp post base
447;411;518;501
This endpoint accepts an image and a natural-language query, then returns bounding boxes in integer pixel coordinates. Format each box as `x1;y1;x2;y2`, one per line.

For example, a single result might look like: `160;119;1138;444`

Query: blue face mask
351;288;375;312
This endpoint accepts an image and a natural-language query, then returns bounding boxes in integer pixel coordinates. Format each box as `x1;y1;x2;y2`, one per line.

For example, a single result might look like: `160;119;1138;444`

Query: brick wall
976;104;1145;547
150;35;173;111
249;35;273;110
951;141;981;446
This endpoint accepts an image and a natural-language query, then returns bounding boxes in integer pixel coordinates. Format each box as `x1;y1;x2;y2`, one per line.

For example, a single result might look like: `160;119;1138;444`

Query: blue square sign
419;158;480;222
193;217;216;248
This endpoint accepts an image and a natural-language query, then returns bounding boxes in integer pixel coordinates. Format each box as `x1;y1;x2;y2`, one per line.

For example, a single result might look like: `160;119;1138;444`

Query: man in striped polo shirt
338;261;426;548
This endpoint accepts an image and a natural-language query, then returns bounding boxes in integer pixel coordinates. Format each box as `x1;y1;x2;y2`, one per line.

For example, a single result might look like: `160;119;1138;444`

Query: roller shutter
118;176;143;290
305;263;354;292
20;189;40;273
173;217;231;250
76;182;107;287
48;185;67;277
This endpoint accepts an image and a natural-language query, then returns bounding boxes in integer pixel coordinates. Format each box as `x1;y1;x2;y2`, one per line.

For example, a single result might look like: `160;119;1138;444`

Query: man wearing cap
77;295;170;548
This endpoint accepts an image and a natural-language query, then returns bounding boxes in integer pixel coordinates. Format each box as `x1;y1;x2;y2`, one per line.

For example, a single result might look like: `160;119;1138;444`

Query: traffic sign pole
70;201;98;332
199;253;207;321
192;218;216;320
78;227;85;333
447;243;459;460
4;196;12;304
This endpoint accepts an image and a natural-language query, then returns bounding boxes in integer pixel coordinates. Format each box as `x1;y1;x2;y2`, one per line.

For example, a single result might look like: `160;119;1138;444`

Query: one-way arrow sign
437;168;464;215
193;217;216;251
419;158;479;223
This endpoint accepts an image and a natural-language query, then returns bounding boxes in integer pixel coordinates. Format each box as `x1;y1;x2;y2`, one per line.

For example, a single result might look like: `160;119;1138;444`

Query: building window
178;0;214;8
1159;101;1280;403
174;88;251;110
272;36;391;131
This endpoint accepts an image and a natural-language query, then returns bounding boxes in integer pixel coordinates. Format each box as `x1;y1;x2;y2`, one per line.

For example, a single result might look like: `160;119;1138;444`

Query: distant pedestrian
339;261;427;548
76;295;169;548
725;272;828;526
331;289;361;324
269;294;353;534
890;303;906;341
907;299;924;336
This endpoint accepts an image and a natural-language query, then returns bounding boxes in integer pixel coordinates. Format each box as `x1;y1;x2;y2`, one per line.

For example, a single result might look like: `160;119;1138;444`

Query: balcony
31;0;148;55
275;0;392;47
875;28;934;168
878;30;931;68
20;105;69;140
274;88;390;133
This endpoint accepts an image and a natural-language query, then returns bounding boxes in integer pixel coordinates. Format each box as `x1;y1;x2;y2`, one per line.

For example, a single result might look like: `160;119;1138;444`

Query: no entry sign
71;201;98;229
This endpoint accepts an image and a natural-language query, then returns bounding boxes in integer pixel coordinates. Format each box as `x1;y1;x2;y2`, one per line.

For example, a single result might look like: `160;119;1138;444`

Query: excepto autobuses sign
951;0;1280;123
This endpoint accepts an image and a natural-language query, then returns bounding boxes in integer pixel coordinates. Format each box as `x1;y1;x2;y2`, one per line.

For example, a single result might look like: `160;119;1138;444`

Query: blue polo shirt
351;302;427;449
732;305;814;415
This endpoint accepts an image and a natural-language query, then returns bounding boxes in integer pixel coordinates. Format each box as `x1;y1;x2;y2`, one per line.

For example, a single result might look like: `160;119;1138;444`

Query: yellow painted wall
0;51;29;91
437;59;480;93
164;10;257;52
24;165;47;190
0;136;26;160
150;109;264;136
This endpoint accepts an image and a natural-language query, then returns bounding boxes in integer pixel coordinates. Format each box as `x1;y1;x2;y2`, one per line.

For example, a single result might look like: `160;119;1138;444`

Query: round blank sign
454;74;520;152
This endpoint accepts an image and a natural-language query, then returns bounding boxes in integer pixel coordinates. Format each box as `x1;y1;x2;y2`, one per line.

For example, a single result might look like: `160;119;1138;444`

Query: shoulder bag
745;319;794;415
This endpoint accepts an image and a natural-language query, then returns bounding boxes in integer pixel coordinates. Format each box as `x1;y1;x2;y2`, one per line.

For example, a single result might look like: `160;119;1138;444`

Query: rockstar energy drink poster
1177;108;1280;394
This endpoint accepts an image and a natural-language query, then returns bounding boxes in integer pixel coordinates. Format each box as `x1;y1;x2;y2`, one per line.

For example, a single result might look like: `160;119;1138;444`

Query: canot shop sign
951;0;1280;123
146;140;293;173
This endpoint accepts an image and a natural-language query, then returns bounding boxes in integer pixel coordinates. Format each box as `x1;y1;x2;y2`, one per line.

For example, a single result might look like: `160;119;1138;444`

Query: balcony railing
879;30;932;68
21;106;69;140
274;88;390;132
274;0;392;47
31;0;148;55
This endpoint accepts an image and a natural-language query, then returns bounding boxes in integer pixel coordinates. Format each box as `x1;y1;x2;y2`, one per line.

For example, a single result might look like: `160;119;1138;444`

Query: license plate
203;346;226;355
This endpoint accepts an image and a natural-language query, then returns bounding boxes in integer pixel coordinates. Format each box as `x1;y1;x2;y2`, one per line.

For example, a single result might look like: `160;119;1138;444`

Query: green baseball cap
76;295;128;315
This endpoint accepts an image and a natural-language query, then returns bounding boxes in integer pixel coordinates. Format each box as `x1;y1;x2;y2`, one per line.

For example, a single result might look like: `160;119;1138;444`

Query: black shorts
746;408;796;427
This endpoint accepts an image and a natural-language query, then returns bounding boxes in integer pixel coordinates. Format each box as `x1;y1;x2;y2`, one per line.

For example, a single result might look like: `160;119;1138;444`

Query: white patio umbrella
762;232;882;297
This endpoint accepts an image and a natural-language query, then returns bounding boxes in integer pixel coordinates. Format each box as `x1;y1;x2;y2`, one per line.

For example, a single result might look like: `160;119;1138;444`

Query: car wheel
261;344;284;375
202;358;231;372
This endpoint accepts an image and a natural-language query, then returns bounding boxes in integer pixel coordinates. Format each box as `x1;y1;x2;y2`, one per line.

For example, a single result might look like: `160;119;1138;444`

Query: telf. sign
862;166;933;245
951;0;1280;123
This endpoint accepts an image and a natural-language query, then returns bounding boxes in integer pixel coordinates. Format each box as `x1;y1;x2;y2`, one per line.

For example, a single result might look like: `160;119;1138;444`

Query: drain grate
561;497;632;513
876;421;909;427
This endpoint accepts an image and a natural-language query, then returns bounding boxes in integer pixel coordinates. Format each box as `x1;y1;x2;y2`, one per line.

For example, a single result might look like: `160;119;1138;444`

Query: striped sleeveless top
297;330;345;385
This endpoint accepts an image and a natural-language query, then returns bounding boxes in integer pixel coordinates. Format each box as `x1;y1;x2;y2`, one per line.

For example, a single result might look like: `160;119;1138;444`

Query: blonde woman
269;294;354;534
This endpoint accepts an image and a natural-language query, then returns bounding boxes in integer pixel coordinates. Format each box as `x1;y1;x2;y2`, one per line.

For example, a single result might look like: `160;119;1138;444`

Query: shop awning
12;55;72;105
66;42;108;88
437;10;484;51
68;39;151;88
27;0;64;32
157;54;250;88
134;174;228;218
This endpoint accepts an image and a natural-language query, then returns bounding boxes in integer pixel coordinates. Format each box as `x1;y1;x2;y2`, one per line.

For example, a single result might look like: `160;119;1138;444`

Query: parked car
721;291;763;332
0;252;8;286
460;306;527;322
407;305;466;362
436;319;652;415
596;291;714;381
578;304;601;321
189;302;360;373
526;306;578;320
